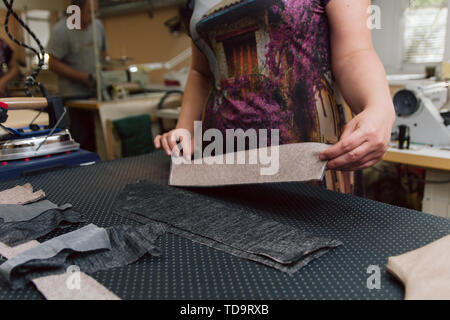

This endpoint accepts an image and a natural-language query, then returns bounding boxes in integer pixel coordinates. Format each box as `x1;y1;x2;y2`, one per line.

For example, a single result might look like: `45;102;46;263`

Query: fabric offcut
386;235;450;300
0;240;39;260
0;240;120;300
169;143;329;187
0;207;84;247
0;223;165;289
113;181;342;274
0;184;45;205
0;224;109;288
32;272;121;300
0;200;72;223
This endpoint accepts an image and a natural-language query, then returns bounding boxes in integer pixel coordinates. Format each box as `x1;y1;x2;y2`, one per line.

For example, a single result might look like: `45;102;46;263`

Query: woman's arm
154;41;212;156
319;0;396;171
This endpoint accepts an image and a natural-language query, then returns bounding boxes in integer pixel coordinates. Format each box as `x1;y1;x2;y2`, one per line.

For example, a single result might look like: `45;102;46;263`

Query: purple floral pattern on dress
193;0;356;193
200;0;339;143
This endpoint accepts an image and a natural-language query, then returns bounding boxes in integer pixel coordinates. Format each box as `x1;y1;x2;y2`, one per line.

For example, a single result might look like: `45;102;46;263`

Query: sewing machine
100;66;150;101
393;82;450;148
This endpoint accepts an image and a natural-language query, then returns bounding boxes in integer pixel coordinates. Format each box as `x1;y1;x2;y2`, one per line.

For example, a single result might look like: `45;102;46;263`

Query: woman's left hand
319;105;395;171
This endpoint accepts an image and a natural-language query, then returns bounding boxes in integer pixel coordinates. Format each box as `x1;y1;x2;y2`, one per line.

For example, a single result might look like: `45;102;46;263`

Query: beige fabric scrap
0;240;40;259
169;142;329;187
386;235;450;300
0;241;120;300
0;184;46;205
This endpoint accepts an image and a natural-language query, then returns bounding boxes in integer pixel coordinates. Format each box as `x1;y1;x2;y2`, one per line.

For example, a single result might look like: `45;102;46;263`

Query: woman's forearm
176;68;212;133
333;49;394;116
321;48;396;170
320;0;396;170
154;42;213;156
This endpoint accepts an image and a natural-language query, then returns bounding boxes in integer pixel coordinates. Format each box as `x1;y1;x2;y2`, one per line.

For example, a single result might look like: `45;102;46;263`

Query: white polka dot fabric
0;151;449;300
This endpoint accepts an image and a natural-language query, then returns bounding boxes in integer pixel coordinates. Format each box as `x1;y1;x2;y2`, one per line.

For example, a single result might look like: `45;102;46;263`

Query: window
403;0;449;63
221;31;258;78
224;32;258;77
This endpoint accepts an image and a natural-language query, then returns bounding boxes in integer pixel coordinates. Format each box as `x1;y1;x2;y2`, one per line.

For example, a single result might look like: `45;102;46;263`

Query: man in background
47;0;107;99
47;0;108;151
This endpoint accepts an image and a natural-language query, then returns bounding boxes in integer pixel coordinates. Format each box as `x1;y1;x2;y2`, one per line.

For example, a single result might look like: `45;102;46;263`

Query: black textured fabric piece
0;208;84;246
0;151;449;300
113;181;342;274
2;223;165;289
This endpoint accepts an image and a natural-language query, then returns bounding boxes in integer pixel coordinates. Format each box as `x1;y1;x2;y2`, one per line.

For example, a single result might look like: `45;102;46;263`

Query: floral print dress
188;0;357;194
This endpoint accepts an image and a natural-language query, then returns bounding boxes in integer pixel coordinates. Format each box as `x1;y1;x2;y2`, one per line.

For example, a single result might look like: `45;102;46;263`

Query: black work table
0;151;449;300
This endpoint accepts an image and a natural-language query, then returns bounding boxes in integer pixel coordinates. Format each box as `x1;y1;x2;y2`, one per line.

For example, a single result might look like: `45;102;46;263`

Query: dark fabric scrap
113;181;342;274
0;208;84;247
0;223;166;289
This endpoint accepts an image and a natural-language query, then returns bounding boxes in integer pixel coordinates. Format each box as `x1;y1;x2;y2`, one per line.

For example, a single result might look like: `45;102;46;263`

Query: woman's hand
154;128;194;160
323;0;396;171
154;43;211;160
319;105;395;171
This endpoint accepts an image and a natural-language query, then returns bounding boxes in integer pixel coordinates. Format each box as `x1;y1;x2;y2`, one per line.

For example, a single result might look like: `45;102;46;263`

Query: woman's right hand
154;128;194;159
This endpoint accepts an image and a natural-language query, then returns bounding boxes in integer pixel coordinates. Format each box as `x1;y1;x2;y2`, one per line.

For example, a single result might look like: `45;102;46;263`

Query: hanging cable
2;0;47;98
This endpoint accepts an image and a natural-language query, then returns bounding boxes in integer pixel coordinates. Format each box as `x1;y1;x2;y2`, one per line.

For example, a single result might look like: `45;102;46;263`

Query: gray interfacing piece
0;207;84;247
0;200;72;223
0;184;46;205
169;143;329;187
113;181;342;274
0;223;166;289
0;224;109;286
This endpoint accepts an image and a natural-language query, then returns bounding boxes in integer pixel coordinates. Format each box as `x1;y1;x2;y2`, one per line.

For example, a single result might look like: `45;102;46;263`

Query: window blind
403;0;449;63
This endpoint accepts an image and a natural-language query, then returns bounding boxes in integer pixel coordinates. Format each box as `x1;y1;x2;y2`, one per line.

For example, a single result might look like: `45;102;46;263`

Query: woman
155;0;395;194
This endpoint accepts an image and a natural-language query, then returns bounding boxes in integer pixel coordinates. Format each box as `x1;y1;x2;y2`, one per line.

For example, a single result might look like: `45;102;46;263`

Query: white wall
372;0;408;74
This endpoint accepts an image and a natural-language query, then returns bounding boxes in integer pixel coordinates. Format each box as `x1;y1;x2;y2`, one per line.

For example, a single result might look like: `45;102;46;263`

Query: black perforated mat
0;151;449;300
